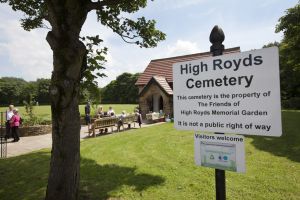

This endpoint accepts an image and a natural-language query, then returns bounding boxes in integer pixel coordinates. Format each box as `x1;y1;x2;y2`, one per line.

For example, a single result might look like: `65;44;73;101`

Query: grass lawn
0;110;299;199
0;104;137;121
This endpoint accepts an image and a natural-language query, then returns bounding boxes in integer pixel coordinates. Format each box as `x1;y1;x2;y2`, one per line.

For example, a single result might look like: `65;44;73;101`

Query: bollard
0;112;7;158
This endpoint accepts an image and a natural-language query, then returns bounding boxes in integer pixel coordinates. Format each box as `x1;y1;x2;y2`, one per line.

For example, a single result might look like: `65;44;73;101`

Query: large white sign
194;133;246;173
173;47;282;136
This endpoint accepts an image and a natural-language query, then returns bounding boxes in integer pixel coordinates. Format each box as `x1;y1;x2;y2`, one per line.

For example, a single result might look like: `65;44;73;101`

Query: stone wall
139;84;173;118
2;125;52;137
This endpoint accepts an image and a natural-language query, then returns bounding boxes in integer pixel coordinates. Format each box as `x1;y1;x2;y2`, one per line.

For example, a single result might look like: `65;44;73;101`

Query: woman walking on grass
10;108;20;142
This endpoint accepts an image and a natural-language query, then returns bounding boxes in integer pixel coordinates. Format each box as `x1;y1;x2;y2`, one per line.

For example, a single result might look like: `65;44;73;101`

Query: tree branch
86;0;127;12
121;34;138;39
119;35;137;44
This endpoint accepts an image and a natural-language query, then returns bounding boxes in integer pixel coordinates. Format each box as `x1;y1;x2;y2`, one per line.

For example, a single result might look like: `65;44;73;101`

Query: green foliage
22;81;38;103
262;41;280;48
0;0;166;47
22;94;41;126
0;77;51;106
36;78;51;104
79;35;107;104
263;2;300;109
0;77;27;105
102;72;140;103
95;1;166;48
79;86;102;105
0;76;104;106
274;2;300;108
0;0;46;31
277;2;300;79
23;94;35;119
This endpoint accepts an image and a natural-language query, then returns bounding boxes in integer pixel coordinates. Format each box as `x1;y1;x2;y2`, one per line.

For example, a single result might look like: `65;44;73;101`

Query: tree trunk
45;1;87;199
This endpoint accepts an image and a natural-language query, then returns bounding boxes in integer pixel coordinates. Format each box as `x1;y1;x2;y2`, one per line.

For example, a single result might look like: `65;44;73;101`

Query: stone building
135;47;240;118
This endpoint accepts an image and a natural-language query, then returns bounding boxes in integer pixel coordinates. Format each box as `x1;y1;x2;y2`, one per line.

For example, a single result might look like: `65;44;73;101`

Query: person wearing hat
10;108;21;142
5;105;14;140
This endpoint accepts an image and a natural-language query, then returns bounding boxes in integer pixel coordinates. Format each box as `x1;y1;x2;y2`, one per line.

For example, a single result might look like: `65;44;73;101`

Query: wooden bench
89;117;118;137
117;114;138;131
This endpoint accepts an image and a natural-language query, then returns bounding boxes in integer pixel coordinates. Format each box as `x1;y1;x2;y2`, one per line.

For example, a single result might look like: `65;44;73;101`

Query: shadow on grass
249;111;300;162
80;159;165;199
0;151;165;200
0;151;50;200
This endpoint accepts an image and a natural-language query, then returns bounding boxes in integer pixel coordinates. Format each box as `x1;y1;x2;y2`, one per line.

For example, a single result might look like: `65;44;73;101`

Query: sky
0;0;298;87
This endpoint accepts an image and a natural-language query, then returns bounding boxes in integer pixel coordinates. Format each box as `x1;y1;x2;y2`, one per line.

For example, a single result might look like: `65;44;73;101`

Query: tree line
0;72;140;106
0;77;51;105
100;72;140;104
72;72;140;104
263;2;300;109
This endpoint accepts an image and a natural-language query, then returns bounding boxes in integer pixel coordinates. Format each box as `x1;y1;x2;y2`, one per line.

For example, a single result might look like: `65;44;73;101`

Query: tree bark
45;1;88;199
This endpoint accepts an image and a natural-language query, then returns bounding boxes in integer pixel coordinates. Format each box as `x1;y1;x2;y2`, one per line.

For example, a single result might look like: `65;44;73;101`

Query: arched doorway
152;94;164;113
146;96;153;112
159;96;164;111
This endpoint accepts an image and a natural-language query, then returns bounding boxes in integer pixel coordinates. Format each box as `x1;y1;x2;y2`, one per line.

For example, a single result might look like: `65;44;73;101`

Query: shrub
22;94;46;126
282;97;300;109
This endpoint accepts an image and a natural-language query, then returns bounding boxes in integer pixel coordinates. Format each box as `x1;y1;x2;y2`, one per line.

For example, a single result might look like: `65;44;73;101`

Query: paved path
4;122;165;158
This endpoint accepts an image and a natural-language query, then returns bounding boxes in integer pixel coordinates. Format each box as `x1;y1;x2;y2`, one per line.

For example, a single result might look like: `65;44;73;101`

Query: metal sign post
210;26;226;200
0;112;7;158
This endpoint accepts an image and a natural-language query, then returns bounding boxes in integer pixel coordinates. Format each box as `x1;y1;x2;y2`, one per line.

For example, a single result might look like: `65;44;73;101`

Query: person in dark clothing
135;109;142;128
85;102;91;129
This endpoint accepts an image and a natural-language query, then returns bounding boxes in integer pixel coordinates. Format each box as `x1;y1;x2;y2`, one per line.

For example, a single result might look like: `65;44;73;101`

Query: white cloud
224;24;283;52
0;44;6;55
165;40;200;57
0;18;52;80
97;68;123;87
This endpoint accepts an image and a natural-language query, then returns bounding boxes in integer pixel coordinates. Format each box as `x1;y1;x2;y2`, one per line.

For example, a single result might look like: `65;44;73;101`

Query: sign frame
173;47;282;137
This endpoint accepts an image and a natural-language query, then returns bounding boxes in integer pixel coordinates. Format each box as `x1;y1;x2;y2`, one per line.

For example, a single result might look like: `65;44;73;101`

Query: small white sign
195;133;245;173
173;47;282;136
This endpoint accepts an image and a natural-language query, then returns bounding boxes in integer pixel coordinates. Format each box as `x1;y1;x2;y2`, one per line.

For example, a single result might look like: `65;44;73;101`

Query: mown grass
0;104;137;121
0;111;299;200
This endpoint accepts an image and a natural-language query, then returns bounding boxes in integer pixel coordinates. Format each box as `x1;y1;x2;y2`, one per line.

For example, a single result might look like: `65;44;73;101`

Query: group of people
84;102;116;129
84;102;142;130
95;105;115;118
118;109;142;129
5;105;21;142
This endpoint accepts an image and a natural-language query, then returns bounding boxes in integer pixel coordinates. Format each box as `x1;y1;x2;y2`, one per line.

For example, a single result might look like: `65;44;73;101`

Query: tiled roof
136;47;240;86
139;76;173;96
153;76;173;95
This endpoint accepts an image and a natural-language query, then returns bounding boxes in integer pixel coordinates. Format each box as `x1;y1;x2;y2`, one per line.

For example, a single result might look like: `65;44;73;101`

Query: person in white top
107;106;115;117
119;111;126;120
96;106;104;118
117;111;126;131
5;105;14;140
